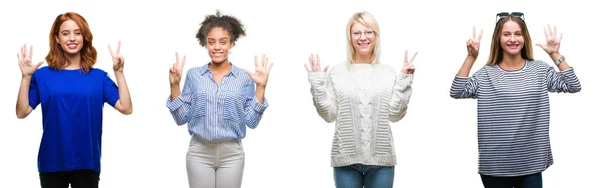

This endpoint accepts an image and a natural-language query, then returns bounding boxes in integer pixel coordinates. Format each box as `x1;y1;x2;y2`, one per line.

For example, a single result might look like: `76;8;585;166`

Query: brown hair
486;16;534;65
45;12;97;73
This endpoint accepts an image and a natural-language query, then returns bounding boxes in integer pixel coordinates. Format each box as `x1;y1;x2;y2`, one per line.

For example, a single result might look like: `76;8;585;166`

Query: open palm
17;44;44;77
536;25;562;55
245;55;273;87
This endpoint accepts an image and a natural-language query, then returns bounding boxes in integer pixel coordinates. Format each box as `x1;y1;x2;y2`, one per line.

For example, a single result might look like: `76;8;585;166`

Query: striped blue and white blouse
450;59;581;176
167;62;268;141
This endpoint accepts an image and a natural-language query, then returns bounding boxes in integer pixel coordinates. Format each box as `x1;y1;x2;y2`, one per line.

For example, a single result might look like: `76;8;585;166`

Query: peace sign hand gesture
304;54;329;72
467;26;483;58
401;50;418;74
536;25;563;55
17;44;44;78
108;41;125;72
169;52;186;85
245;55;273;88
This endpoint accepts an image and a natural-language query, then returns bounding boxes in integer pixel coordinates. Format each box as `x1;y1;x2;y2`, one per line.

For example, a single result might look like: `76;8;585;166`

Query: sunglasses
496;12;524;23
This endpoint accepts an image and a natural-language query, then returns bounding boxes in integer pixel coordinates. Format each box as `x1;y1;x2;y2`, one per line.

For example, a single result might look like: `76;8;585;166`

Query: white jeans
186;135;245;188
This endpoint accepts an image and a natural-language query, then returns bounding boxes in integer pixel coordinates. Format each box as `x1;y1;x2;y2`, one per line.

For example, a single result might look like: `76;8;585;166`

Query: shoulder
375;63;397;75
527;59;551;69
328;62;349;73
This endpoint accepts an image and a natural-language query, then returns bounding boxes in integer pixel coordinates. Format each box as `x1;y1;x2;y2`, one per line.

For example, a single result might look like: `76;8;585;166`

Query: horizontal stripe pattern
450;60;581;176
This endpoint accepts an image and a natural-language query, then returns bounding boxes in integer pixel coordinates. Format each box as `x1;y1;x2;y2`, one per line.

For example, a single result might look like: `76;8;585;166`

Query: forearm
114;71;133;113
16;76;32;118
255;85;265;104
457;55;477;77
170;84;181;101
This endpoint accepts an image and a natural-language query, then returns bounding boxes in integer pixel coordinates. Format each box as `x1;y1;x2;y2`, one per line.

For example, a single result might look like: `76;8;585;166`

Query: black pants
39;169;100;188
480;172;542;188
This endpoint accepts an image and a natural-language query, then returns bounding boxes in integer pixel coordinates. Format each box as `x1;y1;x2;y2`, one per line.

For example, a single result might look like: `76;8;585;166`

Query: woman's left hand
109;41;125;72
401;50;417;74
536;25;563;56
245;54;273;87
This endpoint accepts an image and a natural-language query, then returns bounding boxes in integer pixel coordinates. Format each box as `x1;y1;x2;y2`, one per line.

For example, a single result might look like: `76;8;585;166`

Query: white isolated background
0;0;598;187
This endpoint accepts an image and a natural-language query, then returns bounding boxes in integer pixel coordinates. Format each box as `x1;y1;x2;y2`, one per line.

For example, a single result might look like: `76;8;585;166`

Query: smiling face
206;27;233;64
55;19;84;56
500;20;524;56
351;21;376;57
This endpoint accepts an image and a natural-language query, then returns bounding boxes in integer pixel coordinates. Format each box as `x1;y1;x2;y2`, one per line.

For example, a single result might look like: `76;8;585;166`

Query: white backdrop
1;0;598;187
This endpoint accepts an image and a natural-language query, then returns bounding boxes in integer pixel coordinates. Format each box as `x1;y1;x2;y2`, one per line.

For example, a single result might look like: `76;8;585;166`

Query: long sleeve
450;69;482;99
546;67;582;93
389;73;413;122
243;80;269;129
308;72;338;123
166;71;194;126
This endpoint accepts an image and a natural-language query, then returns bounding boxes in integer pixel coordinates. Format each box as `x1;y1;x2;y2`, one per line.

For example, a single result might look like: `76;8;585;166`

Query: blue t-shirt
29;67;120;173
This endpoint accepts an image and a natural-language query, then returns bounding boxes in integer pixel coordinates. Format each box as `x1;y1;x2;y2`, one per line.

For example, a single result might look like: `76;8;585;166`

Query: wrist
256;84;266;89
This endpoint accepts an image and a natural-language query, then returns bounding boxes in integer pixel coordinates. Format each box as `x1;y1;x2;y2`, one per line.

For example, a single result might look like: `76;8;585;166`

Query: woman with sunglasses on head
450;12;581;188
15;12;133;188
166;10;272;188
305;11;417;188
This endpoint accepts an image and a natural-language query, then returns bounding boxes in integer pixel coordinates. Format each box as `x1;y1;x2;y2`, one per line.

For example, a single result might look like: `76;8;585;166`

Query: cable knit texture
308;63;413;167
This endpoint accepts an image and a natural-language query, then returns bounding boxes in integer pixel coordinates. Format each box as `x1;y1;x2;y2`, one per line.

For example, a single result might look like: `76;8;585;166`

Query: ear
55;36;60;44
229;42;235;49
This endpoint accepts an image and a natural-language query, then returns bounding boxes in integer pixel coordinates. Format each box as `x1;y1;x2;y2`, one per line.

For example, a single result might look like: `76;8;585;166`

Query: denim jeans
333;164;394;188
480;172;542;188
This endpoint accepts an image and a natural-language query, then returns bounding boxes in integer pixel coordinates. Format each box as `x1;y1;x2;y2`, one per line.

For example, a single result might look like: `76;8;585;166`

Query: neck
64;53;81;70
209;60;231;73
354;53;371;64
499;53;525;70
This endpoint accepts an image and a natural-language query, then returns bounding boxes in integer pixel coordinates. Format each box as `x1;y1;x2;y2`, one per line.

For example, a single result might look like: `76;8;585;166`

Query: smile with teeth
212;52;224;57
67;43;78;49
358;42;370;47
507;44;520;49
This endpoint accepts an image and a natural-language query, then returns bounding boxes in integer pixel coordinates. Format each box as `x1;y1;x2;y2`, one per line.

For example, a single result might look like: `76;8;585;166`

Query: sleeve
243;79;268;129
166;71;194;125
450;69;482;99
389;73;413;122
308;71;338;123
28;73;40;109
545;65;582;93
103;73;120;107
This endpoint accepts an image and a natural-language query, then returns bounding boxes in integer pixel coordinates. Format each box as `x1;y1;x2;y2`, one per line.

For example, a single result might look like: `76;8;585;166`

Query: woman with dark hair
450;12;581;188
166;10;272;188
15;12;133;188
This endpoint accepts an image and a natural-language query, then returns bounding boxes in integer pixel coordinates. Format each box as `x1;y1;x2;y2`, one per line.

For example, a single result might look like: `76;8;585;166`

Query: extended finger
558;33;563;42
266;62;273;73
116;41;121;55
553;25;558;38
404;50;408;63
181;55;186;69
316;54;321;71
108;45;115;57
29;45;33;60
175;52;180;66
304;63;310;72
254;55;259;68
410;52;418;64
309;54;315;71
547;24;553;37
472;25;476;39
478;29;483;41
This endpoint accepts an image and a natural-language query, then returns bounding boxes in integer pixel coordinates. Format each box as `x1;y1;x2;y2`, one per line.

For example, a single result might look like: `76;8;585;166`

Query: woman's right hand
169;52;186;85
17;44;44;78
304;54;329;72
467;26;483;58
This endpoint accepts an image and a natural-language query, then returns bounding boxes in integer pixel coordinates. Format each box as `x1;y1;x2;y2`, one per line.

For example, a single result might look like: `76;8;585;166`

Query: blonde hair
346;11;380;65
486;16;534;65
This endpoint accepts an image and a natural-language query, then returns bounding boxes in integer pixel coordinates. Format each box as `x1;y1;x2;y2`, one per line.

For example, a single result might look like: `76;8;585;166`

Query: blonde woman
305;11;417;188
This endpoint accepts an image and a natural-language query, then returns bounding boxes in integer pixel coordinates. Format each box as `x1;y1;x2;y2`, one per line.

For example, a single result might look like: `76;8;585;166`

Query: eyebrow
208;37;229;40
60;29;81;33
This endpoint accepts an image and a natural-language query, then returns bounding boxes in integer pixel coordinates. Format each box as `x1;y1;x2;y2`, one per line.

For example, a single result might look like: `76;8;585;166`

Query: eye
352;31;360;35
221;42;226;45
62;33;68;36
208;41;215;45
365;31;374;35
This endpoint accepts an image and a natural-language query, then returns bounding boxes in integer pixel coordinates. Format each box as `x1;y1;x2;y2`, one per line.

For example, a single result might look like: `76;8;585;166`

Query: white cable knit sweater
308;62;413;167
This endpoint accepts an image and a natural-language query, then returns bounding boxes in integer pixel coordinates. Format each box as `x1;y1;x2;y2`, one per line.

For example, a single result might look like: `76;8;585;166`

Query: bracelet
554;55;565;66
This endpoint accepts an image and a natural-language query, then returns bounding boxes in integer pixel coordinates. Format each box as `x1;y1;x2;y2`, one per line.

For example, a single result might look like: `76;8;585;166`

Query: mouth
67;43;78;49
357;42;370;47
212;52;224;56
507;44;520;49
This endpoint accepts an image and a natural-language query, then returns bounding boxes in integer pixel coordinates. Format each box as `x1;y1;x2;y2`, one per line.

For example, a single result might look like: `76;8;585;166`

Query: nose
509;34;516;42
